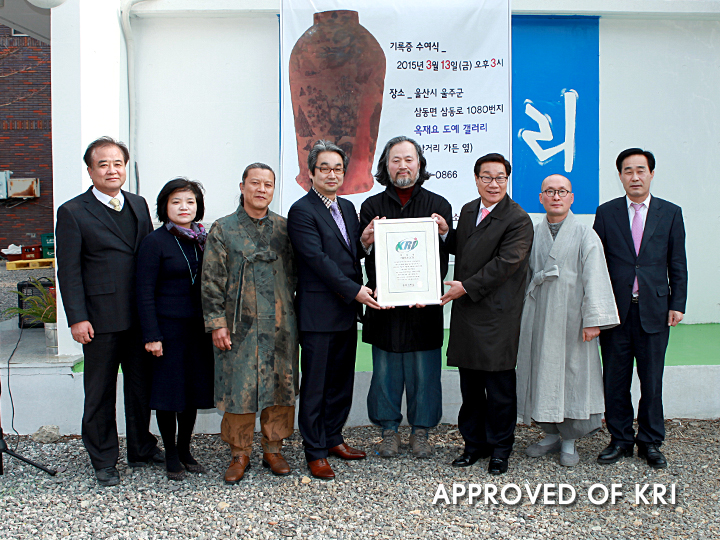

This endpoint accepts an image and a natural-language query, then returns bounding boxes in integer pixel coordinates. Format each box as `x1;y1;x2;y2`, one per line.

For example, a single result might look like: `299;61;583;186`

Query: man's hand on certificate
440;280;466;306
431;213;449;236
357;285;384;310
360;216;385;248
372;288;397;310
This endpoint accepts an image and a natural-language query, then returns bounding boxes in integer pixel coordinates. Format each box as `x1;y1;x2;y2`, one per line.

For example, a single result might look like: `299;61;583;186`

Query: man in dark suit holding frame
593;148;687;469
434;153;534;475
287;140;381;480
56;137;162;486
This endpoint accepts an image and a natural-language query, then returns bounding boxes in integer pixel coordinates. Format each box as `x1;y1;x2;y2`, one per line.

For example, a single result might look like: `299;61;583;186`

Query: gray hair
307;139;349;173
374;135;430;187
83;136;130;167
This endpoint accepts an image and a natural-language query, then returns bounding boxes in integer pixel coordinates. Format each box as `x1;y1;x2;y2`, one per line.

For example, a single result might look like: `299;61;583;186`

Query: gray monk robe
202;206;299;414
516;211;619;434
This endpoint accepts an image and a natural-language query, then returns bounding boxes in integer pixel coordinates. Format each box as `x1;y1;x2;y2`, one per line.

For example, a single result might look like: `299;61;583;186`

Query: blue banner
512;16;599;214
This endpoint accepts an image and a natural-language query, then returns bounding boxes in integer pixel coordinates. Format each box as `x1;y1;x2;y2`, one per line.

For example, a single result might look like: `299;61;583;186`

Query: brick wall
0;24;53;251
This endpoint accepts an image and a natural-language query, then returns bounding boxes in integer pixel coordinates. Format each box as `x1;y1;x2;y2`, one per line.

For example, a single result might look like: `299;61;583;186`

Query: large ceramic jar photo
289;10;386;195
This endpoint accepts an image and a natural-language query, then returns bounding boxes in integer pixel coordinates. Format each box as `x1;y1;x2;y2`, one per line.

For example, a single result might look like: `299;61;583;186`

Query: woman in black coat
137;178;214;481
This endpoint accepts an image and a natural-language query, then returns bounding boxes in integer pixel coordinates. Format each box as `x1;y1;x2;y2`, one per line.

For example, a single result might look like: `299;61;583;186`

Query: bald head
539;174;574;223
541;174;572;192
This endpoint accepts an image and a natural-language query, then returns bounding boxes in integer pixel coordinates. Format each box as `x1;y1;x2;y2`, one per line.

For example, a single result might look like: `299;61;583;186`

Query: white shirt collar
480;200;499;213
92;187;125;209
626;193;651;208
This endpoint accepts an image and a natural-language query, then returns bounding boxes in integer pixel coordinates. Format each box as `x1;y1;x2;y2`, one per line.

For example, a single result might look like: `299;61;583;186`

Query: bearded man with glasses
516;174;619;467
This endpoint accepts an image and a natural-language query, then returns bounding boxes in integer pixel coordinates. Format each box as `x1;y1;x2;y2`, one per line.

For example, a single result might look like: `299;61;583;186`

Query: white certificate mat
374;217;442;307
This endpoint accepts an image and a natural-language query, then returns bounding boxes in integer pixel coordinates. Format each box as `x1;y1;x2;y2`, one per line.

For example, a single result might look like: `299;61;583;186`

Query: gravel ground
1;267;717;538
0;421;718;539
0;265;55;322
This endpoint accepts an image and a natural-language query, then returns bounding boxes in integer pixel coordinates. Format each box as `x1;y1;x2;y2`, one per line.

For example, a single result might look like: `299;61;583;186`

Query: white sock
561;439;576;454
538;433;561;446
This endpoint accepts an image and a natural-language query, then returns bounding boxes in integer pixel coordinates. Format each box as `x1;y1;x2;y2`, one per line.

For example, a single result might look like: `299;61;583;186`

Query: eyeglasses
477;175;508;185
542;189;571;198
317;166;345;175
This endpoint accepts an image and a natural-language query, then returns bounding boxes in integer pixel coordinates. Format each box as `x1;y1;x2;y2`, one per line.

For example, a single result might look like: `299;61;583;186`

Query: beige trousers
220;405;295;457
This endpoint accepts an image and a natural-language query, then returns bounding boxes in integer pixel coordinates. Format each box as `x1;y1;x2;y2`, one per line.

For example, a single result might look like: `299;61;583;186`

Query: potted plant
3;277;58;350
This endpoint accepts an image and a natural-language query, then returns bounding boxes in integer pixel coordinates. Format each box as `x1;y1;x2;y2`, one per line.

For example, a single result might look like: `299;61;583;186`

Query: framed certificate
374;217;442;307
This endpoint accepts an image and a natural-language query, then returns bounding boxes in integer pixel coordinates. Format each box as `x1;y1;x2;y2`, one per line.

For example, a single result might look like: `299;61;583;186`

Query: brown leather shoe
307;458;335;480
328;443;366;460
262;452;291;476
224;454;250;485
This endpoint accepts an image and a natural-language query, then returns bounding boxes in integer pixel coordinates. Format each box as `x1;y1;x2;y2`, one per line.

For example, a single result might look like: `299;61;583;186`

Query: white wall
48;2;720;357
132;14;281;225
4;366;718;435
51;0;129;356
599;18;720;323
128;11;720;323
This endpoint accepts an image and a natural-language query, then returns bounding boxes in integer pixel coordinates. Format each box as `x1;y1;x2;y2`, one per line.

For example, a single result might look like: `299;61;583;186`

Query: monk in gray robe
516;174;619;466
202;163;299;484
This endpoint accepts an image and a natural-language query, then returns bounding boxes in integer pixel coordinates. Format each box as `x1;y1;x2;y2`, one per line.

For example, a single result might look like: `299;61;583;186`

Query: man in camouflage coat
202;163;299;484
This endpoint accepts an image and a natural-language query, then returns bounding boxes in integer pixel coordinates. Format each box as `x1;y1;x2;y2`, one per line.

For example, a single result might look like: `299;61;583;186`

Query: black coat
136;225;214;411
136;226;204;343
360;184;453;352
593;196;687;333
287;191;364;333
444;194;533;371
56;188;153;333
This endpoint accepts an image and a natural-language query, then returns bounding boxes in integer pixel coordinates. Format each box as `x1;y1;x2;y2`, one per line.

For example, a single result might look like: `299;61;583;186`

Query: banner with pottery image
280;0;511;219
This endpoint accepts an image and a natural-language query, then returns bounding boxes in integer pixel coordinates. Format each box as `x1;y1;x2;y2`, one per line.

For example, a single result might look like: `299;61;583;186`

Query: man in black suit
593;148;687;469
56;137;162;486
287;139;381;480
434;153;533;475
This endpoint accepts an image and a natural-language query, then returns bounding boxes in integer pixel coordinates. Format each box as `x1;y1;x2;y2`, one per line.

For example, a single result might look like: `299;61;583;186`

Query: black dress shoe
488;457;509;475
128;449;165;468
94;466;120;487
638;444;667;469
451;451;489;468
597;444;633;464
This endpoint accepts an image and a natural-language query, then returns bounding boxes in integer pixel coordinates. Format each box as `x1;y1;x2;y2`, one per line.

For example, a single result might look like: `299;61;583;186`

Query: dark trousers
599;301;669;448
298;327;357;462
82;328;157;469
458;367;516;460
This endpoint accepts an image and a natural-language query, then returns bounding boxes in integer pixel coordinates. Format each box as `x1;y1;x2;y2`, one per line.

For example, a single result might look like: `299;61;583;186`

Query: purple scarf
166;221;208;251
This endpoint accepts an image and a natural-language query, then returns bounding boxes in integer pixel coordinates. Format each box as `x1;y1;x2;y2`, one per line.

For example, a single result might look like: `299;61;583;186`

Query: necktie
329;201;350;246
479;207;490;223
109;198;121;212
631;202;644;295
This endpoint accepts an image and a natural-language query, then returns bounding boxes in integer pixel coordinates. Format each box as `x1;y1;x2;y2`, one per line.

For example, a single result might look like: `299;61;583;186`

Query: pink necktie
479;208;490;223
631;202;644;295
